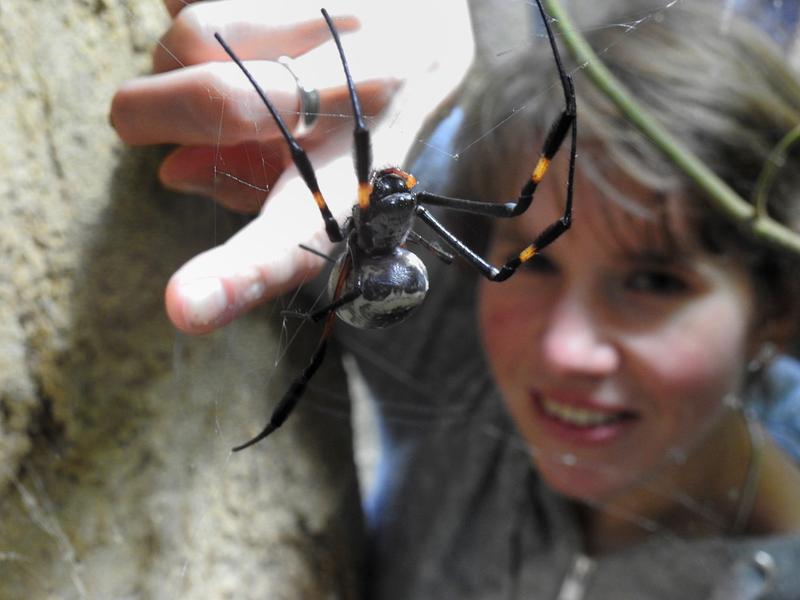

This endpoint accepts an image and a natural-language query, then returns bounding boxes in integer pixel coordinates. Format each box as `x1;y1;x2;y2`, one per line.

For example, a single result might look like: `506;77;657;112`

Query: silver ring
277;55;320;137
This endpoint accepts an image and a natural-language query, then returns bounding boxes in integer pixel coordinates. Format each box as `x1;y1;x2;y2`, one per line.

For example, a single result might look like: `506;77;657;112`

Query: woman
356;2;800;597
111;0;800;597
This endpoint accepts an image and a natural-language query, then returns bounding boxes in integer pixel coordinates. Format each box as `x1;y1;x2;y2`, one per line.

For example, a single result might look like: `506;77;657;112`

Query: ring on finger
277;55;320;137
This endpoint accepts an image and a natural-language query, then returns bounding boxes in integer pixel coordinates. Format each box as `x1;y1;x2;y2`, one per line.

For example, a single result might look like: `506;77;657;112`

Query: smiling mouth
538;396;637;428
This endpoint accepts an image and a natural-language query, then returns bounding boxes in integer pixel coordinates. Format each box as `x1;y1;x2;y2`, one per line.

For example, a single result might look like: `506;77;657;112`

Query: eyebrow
604;217;689;265
620;248;673;262
615;247;699;268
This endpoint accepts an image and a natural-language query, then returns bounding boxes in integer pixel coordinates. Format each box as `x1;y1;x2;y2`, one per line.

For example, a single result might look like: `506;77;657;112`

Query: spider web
6;0;797;598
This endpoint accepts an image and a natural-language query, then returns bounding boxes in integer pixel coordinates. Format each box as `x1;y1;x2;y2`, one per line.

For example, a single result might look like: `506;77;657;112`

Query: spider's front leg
413;0;576;282
214;32;346;243
410;207;516;282
414;109;576;282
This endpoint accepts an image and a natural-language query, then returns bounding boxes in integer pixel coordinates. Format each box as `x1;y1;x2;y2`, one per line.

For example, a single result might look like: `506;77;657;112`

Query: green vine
754;123;800;218
542;0;800;255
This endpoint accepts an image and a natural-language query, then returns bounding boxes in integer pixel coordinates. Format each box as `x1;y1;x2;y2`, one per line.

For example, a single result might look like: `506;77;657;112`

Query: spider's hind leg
231;315;334;451
232;248;355;451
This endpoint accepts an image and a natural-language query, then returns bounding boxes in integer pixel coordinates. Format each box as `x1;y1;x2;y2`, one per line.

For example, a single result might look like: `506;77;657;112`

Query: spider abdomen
329;249;429;329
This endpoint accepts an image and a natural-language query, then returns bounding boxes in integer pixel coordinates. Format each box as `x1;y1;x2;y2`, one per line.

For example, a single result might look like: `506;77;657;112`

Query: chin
533;456;639;504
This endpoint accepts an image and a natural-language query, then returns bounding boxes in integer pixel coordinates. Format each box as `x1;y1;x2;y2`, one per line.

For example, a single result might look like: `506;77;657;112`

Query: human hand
110;0;474;334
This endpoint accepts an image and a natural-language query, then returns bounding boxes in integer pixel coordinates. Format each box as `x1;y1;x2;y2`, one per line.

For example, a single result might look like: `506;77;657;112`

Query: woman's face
478;169;758;503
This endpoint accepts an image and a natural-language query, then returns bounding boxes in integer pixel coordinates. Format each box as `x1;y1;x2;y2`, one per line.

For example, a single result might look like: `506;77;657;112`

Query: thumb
165;156;354;334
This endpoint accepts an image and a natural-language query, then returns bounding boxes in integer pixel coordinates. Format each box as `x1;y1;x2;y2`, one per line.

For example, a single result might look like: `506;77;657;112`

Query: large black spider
215;0;576;451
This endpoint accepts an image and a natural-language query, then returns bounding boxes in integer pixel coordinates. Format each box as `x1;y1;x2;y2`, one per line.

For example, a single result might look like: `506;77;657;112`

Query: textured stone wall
0;2;362;597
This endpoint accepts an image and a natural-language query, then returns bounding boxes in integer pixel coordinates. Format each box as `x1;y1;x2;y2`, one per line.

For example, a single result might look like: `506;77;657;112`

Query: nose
540;293;619;378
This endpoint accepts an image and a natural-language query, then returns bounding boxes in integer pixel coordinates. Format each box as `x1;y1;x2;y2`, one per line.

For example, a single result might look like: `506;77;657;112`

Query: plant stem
542;0;800;255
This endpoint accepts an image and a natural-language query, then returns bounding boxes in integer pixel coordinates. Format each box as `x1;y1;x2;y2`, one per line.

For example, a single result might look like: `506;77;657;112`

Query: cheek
477;283;532;382
630;304;750;419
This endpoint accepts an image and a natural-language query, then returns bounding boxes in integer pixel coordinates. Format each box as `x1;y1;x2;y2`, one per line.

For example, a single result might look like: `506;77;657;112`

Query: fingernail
161;177;214;196
179;278;228;327
158;164;214;196
384;78;404;98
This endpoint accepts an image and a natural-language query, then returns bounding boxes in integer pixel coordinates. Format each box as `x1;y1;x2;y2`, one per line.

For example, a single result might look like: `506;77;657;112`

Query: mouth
539;396;632;426
531;391;639;444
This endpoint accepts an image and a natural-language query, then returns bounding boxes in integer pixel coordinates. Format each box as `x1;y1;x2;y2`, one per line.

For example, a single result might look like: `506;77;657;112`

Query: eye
523;253;558;275
625;269;689;295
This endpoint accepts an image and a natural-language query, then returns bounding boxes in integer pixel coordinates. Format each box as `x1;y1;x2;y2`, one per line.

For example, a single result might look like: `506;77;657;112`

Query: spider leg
414;120;576;282
416;0;575;221
298;243;337;264
231;314;334;451
232;251;353;452
321;9;373;210
282;288;362;323
415;91;573;221
214;33;344;243
415;192;569;282
405;230;455;264
413;0;577;282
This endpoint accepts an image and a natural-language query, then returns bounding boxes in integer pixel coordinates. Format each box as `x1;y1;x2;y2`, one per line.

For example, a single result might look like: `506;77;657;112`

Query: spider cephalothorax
215;0;576;451
353;168;419;254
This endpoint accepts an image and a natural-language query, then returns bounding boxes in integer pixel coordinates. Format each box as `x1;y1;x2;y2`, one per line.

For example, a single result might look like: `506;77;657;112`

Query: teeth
540;397;624;427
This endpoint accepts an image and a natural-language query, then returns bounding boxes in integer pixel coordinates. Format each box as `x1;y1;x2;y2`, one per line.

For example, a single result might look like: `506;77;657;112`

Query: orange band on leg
358;183;372;210
312;191;327;210
531;157;551;183
519;245;537;262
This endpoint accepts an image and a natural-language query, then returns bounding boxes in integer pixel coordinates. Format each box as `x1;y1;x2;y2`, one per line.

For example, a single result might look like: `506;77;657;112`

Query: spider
215;0;576;451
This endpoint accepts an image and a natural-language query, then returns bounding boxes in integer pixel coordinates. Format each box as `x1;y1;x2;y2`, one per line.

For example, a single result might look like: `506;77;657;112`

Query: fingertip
166;259;274;334
327;14;361;34
109;77;163;146
158;146;215;194
109;84;131;140
165;274;230;335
